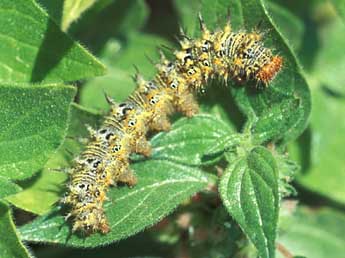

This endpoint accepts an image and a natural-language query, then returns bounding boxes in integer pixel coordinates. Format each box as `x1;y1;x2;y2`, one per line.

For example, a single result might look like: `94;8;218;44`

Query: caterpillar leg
150;115;171;132
135;136;152;157
177;93;199;117
117;169;137;186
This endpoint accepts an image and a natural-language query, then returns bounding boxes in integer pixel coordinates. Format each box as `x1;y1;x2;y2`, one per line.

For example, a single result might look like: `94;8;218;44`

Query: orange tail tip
257;56;283;84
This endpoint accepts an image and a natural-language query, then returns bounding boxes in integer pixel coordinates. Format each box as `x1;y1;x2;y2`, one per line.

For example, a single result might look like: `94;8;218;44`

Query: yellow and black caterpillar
62;15;283;235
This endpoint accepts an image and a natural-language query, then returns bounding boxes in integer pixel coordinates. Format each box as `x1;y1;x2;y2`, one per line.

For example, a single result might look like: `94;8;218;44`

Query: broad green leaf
0;201;32;258
175;0;311;145
149;114;235;166
312;18;345;95
330;0;345;23
278;206;345;258
19;160;216;247
291;89;345;204
266;2;304;51
0;0;105;83
6;171;66;215
0;176;21;199
6;104;102;215
62;0;97;31
80;33;173;110
220;146;279;258
0;84;76;180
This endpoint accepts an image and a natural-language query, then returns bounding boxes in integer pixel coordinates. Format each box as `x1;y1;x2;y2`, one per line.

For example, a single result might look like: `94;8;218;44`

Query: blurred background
15;0;345;257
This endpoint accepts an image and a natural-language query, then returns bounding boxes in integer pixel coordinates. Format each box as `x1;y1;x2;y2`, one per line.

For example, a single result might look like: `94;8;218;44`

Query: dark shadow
293;182;345;213
295;127;312;173
199;79;246;132
298;17;320;71
145;0;180;42
30;19;74;82
37;0;64;27
16;170;42;189
32;231;175;258
70;0;142;55
322;84;345;99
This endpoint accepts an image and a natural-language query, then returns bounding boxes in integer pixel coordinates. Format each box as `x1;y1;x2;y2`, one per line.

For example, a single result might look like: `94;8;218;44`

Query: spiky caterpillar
62;15;283;235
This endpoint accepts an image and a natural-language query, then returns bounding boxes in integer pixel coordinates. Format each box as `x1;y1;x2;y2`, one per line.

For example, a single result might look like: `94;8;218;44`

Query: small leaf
220;146;279;258
251;98;303;144
0;0;105;83
150;114;234;166
6;171;66;215
0;201;32;258
0;177;21;199
61;0;97;31
19;160;216;247
0;84;76;180
278;206;345;258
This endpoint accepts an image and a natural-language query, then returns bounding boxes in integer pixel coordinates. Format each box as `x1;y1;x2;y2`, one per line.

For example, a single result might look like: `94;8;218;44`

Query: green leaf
0;201;32;258
80;33;173;110
0;0;105;83
278;206;345;258
266;2;304;51
149;114;234;166
0;84;76;180
6;104;102;215
330;0;345;23
61;0;97;31
6;171;66;215
230;0;310;145
220;146;279;258
0;176;21;199
251;97;302;144
19;160;216;247
291;89;345;204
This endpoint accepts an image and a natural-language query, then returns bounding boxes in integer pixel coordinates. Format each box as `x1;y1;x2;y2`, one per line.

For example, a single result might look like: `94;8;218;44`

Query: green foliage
0;0;105;83
0;0;344;258
0;202;32;258
278;206;345;258
6;171;66;215
0;84;76;181
149;115;234;166
220;147;279;258
0;177;21;199
20;160;216;247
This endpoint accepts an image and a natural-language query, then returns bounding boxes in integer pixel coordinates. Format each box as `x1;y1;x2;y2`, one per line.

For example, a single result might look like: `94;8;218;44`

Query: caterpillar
61;15;283;235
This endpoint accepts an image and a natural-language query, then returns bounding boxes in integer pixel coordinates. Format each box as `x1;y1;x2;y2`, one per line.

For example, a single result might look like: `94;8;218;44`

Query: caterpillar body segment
63;18;283;235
